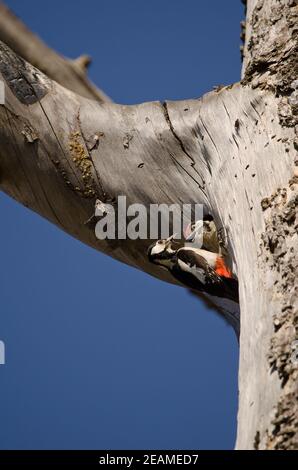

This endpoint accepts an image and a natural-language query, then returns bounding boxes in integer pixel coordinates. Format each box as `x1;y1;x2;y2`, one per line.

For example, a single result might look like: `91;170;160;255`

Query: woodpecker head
147;235;177;268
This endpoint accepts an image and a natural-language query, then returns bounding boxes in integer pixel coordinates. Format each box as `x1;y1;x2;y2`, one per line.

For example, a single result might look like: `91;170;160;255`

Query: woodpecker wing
175;248;239;303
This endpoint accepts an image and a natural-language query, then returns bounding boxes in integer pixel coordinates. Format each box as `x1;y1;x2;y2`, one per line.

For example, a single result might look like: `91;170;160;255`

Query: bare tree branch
0;2;110;102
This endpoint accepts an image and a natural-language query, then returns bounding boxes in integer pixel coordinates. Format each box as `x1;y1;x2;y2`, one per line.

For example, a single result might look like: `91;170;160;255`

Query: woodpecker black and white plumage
148;235;240;337
184;214;226;255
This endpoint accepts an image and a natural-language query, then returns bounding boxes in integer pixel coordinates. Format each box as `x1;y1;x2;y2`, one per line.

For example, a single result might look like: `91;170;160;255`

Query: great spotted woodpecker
147;236;238;303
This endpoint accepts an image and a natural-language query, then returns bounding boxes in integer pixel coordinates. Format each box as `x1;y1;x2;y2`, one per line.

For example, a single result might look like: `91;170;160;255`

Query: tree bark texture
0;0;297;449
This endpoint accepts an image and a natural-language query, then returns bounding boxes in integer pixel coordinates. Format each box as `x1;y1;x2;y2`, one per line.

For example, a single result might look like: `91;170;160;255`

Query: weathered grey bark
0;0;297;450
0;2;110;103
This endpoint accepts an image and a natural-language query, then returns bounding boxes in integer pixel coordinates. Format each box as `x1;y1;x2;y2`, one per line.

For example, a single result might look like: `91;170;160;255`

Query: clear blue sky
0;0;243;450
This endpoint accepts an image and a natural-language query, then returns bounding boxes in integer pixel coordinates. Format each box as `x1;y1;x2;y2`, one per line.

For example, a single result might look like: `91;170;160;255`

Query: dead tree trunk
0;0;297;449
